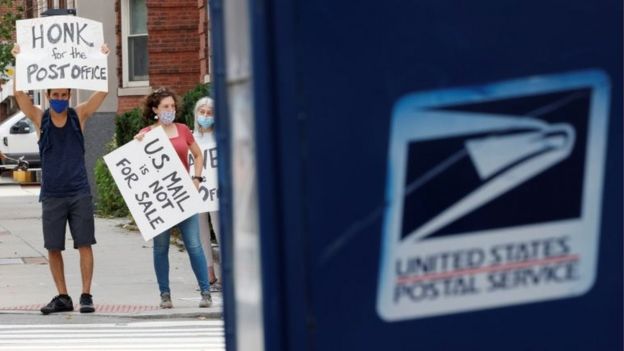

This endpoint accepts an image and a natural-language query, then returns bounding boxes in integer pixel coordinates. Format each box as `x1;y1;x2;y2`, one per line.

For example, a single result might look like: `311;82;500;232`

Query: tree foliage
0;0;23;79
114;107;148;148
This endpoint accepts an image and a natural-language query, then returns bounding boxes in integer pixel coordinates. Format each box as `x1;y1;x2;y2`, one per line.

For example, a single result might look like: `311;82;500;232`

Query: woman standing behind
193;97;222;291
134;88;212;308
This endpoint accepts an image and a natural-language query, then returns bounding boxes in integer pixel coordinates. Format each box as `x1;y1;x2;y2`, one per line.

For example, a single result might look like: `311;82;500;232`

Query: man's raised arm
75;43;110;124
11;44;43;129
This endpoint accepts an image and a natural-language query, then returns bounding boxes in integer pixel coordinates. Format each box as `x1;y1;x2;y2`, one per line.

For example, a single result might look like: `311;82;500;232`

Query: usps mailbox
211;0;623;350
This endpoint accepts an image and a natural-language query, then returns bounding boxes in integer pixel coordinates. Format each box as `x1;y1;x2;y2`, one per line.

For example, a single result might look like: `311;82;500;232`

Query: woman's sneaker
199;291;212;308
40;294;73;315
210;280;222;293
160;292;173;309
79;293;95;313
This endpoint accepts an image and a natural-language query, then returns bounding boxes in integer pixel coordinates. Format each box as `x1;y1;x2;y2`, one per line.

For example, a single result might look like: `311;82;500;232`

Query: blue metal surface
249;1;288;350
207;0;236;350
215;0;623;349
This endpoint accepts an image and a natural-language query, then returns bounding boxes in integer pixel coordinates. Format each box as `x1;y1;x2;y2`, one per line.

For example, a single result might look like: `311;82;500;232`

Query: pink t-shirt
140;123;195;170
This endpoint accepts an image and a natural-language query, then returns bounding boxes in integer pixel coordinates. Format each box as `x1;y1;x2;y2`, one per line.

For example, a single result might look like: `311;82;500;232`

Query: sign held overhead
15;15;108;92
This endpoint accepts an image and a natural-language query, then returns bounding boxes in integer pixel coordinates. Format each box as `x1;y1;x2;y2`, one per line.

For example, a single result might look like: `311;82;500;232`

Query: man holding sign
11;24;109;315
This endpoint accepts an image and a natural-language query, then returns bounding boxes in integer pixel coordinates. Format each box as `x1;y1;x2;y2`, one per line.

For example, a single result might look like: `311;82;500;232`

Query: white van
0;110;40;170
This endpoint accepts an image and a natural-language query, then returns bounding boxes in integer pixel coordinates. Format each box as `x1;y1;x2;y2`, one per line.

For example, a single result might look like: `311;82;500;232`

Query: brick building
115;0;210;113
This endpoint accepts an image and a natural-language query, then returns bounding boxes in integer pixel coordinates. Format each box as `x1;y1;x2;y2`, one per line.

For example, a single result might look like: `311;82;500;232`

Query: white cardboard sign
377;70;610;321
103;127;202;241
189;138;219;213
15;15;108;92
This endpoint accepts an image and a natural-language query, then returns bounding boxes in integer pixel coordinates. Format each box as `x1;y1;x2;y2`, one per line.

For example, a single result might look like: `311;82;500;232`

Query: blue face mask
50;99;69;113
158;111;176;125
197;115;215;128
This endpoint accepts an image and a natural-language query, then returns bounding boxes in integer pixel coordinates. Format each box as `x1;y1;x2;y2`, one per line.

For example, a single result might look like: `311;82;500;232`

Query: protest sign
189;138;219;212
15;15;108;92
103;127;202;241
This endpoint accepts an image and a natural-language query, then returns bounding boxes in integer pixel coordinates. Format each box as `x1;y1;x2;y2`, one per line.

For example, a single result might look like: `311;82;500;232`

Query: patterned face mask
158;111;176;125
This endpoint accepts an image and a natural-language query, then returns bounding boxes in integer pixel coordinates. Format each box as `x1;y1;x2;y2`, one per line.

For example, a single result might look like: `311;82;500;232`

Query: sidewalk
0;182;223;319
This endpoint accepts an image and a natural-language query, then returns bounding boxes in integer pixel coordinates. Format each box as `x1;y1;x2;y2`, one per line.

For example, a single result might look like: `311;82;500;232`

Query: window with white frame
44;0;71;10
122;0;149;86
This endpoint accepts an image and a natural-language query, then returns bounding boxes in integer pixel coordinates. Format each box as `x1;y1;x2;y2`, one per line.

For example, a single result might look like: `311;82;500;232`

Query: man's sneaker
160;292;173;309
79;293;95;313
40;295;73;315
199;291;212;308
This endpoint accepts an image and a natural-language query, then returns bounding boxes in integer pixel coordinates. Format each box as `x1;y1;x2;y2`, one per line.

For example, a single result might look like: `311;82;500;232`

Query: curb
0;308;223;319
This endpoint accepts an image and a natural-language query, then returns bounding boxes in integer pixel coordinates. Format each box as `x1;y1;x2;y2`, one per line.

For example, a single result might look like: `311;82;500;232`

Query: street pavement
0;178;223;320
0;320;225;350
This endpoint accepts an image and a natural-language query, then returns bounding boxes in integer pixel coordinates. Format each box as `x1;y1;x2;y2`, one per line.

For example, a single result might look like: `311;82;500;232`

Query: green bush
114;107;147;148
180;83;211;130
94;138;130;217
96;107;144;218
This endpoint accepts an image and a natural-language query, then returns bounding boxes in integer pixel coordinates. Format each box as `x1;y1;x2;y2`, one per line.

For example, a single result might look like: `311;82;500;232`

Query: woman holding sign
192;97;222;292
134;88;212;309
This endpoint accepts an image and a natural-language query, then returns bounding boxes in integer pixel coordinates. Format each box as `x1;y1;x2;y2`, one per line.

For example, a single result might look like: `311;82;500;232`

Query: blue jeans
153;214;210;294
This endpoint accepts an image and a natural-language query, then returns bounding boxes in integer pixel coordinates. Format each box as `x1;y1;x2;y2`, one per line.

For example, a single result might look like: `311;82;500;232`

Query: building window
122;0;149;86
45;0;66;8
25;0;34;18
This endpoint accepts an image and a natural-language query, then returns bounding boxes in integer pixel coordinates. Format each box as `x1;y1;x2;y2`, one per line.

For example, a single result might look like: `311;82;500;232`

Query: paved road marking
0;304;160;313
0;320;225;350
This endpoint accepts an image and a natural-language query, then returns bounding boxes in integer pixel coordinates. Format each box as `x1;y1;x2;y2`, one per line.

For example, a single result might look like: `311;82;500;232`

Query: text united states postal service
104;127;202;241
15;15;108;92
377;70;610;321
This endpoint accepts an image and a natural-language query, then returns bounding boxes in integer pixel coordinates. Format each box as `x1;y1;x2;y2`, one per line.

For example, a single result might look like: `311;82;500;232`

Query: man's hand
11;43;19;57
100;43;110;55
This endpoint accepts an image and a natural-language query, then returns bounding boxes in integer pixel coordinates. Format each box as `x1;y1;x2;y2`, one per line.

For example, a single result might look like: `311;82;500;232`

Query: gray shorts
42;194;96;250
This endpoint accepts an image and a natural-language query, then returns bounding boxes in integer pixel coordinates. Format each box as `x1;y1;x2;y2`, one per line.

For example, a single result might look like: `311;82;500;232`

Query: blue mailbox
210;0;622;350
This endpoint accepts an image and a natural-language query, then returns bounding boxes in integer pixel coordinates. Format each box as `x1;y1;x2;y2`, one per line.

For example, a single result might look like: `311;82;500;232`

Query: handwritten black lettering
76;22;94;47
31;24;44;49
208;147;218;168
148;180;175;210
26;63;102;83
115;158;138;189
162;171;190;211
46;24;63;45
30;21;94;49
199;186;218;202
62;22;74;44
